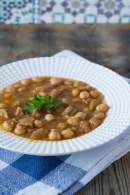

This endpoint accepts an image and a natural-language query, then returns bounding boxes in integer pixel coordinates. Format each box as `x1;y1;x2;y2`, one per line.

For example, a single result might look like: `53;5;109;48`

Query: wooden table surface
0;24;130;195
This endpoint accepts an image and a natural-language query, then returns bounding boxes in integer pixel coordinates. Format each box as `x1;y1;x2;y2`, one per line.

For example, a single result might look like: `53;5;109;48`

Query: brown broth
0;76;109;141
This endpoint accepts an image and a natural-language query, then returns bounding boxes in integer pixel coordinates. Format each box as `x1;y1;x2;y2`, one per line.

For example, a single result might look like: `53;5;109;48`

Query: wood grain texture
0;24;130;76
0;24;130;195
76;153;130;195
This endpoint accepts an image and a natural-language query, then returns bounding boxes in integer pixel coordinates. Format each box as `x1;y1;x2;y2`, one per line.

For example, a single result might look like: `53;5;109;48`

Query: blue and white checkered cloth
0;50;130;195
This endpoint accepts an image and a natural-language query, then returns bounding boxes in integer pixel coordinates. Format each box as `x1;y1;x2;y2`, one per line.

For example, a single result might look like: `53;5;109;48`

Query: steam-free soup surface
0;77;109;141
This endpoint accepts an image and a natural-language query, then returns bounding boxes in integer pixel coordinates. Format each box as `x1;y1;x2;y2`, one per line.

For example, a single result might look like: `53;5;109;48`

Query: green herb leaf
35;95;46;101
24;95;61;113
24;107;34;114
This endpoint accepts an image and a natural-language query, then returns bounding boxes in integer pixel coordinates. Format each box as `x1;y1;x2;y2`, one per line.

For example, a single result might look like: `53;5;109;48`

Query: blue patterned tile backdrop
0;0;130;23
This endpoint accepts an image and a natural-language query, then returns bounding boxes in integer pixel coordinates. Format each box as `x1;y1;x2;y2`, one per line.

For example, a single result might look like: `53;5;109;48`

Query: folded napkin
0;50;130;195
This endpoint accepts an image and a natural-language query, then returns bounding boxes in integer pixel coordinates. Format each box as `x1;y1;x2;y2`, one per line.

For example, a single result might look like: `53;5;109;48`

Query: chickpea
14;124;26;135
32;77;45;82
78;128;86;134
63;106;74;115
80;121;91;133
90;90;99;98
67;117;80;126
64;80;73;86
2;120;14;132
94;112;105;120
48;129;61;141
86;85;93;91
59;85;68;92
0;109;9;120
30;128;49;139
11;118;17;123
30;131;42;140
44;114;54;121
83;126;91;133
70;126;77;132
4;99;12;104
50;78;63;86
61;129;74;139
57;122;67;130
73;81;85;87
4;93;12;99
13;100;21;107
80;91;89;99
61;98;69;105
4;86;14;93
89;99;98;111
27;128;34;133
32;110;41;118
79;86;88;91
15;107;23;117
83;98;92;105
89;117;101;128
72;98;81;103
83;107;90;112
80;121;89;128
17;87;26;92
13;83;21;89
0;103;6;109
35;86;44;92
34;120;43;128
72;88;80;96
50;89;60;98
36;128;49;137
63;115;69;119
19;116;34;127
75;112;87;120
20;78;32;85
96;104;109;112
38;92;46;96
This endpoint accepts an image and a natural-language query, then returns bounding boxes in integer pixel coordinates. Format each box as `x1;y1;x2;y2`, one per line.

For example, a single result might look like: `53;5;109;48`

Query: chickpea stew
0;77;109;141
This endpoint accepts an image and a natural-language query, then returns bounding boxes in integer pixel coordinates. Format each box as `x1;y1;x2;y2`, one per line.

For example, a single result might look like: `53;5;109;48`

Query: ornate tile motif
40;0;56;14
96;0;124;18
61;0;89;16
0;0;130;23
0;0;33;23
39;0;130;23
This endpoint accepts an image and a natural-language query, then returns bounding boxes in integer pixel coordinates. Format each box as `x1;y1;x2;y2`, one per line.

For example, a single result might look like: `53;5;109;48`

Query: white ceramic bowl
0;57;130;156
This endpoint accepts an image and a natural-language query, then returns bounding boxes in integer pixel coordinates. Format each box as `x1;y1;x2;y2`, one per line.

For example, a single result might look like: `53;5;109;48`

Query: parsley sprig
24;95;61;113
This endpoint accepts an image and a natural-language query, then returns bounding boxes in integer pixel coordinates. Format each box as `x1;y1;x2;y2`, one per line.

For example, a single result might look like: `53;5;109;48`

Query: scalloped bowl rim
0;56;130;155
